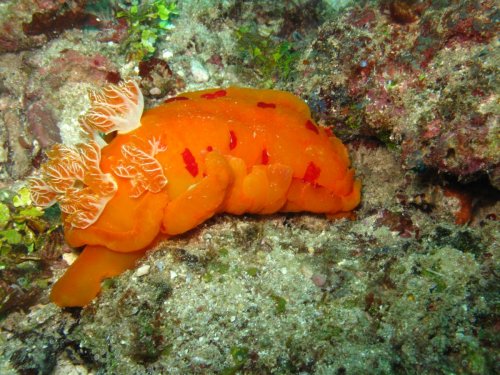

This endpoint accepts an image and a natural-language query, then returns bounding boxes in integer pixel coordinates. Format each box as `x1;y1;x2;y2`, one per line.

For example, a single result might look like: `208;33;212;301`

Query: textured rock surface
286;0;499;188
0;0;498;374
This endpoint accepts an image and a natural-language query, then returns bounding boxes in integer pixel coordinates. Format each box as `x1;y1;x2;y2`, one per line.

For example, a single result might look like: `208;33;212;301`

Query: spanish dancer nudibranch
30;80;361;307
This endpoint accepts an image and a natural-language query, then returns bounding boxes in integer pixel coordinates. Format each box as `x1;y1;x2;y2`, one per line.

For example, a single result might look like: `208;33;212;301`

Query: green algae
117;0;178;61
0;187;58;258
235;24;301;84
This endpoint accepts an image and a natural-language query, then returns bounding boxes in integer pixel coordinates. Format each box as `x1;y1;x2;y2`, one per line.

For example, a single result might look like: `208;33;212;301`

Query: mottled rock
26;100;61;148
190;60;210;82
1;104;33;179
295;0;499;187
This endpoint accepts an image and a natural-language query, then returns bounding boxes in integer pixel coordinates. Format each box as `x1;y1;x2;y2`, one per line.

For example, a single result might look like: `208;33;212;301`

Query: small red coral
443;187;472;225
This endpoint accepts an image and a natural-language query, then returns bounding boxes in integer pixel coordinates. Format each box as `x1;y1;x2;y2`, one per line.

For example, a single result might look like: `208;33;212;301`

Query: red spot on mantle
305;120;319;134
257;102;276;109
303;162;321;184
201;90;227;99
182;148;198;177
261;148;269;164
206;145;213;152
165;96;189;103
229;130;237;150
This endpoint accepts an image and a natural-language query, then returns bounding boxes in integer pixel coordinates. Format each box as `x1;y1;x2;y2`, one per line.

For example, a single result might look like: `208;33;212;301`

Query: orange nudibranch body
31;81;360;307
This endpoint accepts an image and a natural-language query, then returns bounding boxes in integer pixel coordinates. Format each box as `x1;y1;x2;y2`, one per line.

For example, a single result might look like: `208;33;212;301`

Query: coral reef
292;0;499;188
65;209;497;374
1;141;498;373
0;0;498;374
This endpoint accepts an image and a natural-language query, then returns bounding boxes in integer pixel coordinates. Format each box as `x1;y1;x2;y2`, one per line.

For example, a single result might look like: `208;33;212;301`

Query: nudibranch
30;80;361;307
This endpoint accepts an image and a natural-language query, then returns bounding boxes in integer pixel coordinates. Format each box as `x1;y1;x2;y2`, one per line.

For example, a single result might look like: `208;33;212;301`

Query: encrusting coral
30;80;360;307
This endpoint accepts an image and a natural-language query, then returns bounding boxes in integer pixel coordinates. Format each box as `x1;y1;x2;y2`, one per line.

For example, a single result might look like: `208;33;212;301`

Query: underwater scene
0;0;498;374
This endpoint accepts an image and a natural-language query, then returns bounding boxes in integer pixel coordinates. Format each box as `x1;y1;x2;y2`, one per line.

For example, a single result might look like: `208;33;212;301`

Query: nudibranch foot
50;245;145;307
